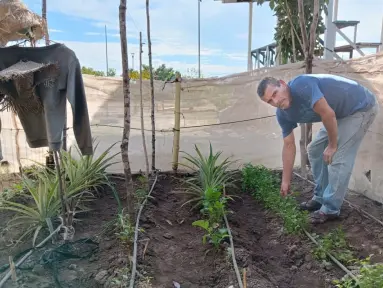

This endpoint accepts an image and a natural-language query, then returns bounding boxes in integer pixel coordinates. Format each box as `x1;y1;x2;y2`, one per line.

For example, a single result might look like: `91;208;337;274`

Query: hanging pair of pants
308;95;379;216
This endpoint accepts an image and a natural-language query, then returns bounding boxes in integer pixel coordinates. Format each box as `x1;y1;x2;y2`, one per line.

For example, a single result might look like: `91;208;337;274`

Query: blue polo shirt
276;74;376;138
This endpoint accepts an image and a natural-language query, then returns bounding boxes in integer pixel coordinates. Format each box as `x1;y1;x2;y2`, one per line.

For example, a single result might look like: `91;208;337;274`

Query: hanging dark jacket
0;43;93;155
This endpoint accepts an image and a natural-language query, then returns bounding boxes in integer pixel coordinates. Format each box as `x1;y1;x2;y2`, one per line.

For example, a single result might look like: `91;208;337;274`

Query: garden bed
1;169;383;287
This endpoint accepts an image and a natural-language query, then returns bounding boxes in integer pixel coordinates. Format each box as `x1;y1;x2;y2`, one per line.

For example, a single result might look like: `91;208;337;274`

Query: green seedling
333;256;383;288
192;219;229;249
312;227;354;265
241;164;308;234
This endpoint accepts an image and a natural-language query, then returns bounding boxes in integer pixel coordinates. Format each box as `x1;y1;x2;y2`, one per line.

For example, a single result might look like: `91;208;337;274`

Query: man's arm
282;131;296;187
313;97;338;148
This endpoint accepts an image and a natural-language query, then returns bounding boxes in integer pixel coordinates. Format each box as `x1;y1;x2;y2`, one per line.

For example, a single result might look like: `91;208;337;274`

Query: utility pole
198;0;201;78
247;0;253;71
105;25;109;75
131;53;135;70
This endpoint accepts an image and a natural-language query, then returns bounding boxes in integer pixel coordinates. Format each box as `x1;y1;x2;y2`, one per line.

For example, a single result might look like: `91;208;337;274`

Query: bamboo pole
172;73;181;172
139;31;149;178
146;0;156;173
119;0;136;221
11;113;22;174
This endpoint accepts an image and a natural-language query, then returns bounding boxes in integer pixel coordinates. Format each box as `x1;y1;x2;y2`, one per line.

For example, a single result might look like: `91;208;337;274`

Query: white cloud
236;33;248;40
27;0;382;78
49;29;63;33
50;40;245;77
85;32;101;36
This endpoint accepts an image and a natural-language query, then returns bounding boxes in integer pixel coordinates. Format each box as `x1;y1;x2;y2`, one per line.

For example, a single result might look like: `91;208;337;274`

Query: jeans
308;95;379;215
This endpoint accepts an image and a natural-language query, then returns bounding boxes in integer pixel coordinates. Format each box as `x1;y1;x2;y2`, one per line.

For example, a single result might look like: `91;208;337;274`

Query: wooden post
146;0;156;173
139;31;150;178
119;0;135;221
172;73;181;172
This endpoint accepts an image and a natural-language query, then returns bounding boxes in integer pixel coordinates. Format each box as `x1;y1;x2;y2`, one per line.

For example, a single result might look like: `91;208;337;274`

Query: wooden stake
11;113;22;174
139;32;150;179
119;0;135;221
243;268;247;288
9;256;16;282
146;0;156;173
172;73;181;172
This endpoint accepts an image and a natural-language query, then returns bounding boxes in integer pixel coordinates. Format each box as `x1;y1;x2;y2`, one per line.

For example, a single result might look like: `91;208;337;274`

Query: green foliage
194;186;231;249
333;256;383;288
152;64;179;81
81;66;105;76
256;0;328;63
107;68;116;77
312;227;354;265
192;219;229;249
115;209;136;245
178;143;236;209
1;181;26;202
179;143;234;249
0;170;88;246
0;143;120;246
241;164;308;234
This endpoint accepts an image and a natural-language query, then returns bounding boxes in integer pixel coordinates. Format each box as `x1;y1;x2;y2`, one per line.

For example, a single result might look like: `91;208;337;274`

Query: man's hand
323;145;337;164
280;181;291;197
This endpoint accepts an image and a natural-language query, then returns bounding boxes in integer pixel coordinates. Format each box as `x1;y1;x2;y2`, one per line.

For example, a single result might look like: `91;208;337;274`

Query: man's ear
280;79;287;86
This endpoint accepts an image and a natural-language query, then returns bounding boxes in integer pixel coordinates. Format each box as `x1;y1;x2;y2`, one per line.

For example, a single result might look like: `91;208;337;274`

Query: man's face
261;80;291;109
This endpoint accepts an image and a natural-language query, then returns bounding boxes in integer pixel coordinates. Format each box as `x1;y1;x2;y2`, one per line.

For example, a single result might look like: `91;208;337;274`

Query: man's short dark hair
257;76;280;98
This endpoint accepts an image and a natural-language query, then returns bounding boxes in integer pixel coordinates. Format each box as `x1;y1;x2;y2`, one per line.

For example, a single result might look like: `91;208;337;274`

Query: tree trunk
119;0;135;221
146;0;156;173
291;26;297;63
297;0;319;177
139;32;150;179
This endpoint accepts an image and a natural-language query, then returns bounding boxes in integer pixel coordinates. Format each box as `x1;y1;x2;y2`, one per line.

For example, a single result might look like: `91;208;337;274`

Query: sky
21;0;383;77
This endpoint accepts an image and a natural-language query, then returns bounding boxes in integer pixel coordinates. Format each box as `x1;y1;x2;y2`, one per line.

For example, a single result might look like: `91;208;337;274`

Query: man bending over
257;74;378;224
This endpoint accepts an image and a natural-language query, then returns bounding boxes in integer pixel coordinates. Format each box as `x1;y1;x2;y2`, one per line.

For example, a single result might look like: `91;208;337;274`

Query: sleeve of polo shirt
276;109;297;138
296;77;324;108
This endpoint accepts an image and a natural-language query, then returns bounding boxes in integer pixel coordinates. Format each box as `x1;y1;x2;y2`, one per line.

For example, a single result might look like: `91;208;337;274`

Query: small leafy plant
115;209;136;246
241;164;308;234
179;143;235;249
192;219;229;249
312;227;354;265
333;256;383;288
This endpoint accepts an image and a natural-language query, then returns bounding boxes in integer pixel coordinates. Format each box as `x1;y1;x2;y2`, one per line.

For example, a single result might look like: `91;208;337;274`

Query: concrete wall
1;52;382;203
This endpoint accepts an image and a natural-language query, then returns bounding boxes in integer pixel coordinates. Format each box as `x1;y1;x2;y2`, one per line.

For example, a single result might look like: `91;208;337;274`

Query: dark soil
137;173;344;288
0;179;128;288
1;171;383;288
136;174;237;288
290;172;383;264
227;192;343;288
